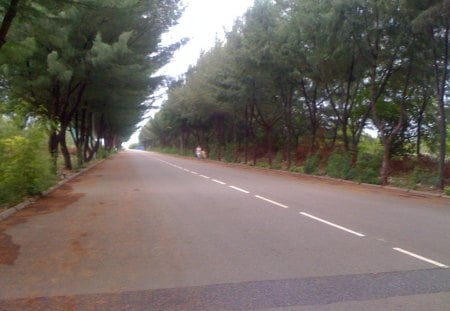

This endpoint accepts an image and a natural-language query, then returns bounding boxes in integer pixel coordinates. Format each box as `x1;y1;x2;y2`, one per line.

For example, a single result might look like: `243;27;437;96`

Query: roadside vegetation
0;0;183;208
139;0;450;193
0;117;55;207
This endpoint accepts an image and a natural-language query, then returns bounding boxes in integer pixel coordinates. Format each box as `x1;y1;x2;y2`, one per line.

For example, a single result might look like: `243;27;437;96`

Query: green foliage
326;152;353;180
289;166;303;173
255;162;271;169
445;187;450;196
271;152;283;170
223;145;235;163
304;154;320;175
0;121;56;206
409;167;439;189
351;152;383;185
96;147;111;159
47;51;73;83
1;0;184;170
139;0;449;189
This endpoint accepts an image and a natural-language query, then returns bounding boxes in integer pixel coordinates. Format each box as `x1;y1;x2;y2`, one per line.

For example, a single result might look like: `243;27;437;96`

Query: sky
124;0;254;146
158;0;254;78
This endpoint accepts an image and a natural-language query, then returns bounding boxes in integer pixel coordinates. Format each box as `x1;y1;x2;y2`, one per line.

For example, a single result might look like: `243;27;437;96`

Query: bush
96;147;110;159
0;125;56;206
351;151;382;184
255;162;270;168
445;187;450;196
407;167;439;189
304;154;320;175
223;145;235;163
289;166;303;173
271;152;283;170
326;152;352;179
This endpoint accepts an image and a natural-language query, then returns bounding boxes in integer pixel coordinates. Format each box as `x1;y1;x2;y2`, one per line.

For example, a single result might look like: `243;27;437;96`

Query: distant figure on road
195;146;202;159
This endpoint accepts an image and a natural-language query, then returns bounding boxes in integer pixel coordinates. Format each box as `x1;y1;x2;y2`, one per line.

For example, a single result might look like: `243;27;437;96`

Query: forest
139;0;450;191
0;0;183;205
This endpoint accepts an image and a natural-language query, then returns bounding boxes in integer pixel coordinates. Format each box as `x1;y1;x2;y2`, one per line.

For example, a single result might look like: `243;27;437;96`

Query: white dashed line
229;186;250;194
157;159;449;271
212;179;226;185
393;248;448;268
255;195;289;209
300;212;365;237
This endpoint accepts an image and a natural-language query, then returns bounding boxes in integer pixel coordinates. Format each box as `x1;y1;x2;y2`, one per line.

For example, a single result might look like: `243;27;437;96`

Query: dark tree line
140;0;449;188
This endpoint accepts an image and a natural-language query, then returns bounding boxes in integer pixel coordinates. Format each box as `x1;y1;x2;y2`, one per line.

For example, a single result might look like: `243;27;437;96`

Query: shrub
289;166;303;173
97;147;112;159
223;145;235;163
0;125;56;205
255;162;270;168
445;187;450;196
271;152;283;169
304;154;320;175
326;152;352;179
351;151;382;184
409;168;439;188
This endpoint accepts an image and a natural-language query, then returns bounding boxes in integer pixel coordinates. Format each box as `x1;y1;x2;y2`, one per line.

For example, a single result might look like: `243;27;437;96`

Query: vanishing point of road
1;150;449;310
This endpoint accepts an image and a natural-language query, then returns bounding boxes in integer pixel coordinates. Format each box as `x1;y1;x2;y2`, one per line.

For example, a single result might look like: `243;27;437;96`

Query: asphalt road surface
1;150;449;310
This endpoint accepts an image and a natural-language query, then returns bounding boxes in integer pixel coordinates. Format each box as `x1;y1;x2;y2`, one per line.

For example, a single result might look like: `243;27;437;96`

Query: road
0;150;449;310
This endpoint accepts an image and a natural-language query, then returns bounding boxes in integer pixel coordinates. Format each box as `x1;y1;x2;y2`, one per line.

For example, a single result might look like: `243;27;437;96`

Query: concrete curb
0;158;107;222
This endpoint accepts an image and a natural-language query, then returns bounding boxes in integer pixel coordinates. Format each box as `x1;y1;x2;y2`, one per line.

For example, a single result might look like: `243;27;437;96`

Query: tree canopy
141;0;449;188
1;0;183;169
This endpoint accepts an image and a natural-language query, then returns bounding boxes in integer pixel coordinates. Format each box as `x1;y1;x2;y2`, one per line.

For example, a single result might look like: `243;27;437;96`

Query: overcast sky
158;0;254;78
125;0;254;146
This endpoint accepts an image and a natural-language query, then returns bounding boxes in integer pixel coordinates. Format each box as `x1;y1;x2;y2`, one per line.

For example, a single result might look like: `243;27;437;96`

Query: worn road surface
1;150;449;310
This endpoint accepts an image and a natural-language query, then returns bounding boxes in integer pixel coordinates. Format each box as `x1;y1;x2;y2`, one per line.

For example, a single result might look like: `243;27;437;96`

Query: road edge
0;158;108;222
151;151;450;201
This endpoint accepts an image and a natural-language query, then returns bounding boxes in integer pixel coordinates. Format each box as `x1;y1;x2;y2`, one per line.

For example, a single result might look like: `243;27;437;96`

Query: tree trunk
59;124;72;170
266;126;273;166
434;25;449;190
416;99;427;158
48;130;59;173
244;103;250;164
437;97;447;189
380;142;391;185
0;0;20;49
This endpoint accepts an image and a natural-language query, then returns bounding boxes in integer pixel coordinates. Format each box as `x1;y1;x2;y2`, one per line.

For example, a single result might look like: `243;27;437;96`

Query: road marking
255;195;289;209
393;248;449;268
229;186;250;194
183;169;191;172
190;171;199;175
212;179;226;185
200;175;211;179
300;212;365;237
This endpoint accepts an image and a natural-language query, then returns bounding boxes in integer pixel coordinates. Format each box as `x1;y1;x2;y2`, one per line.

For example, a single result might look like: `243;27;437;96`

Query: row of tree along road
140;0;450;190
0;0;184;206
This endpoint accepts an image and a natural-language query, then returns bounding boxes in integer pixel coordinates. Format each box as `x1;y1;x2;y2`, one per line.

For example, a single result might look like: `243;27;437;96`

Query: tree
407;0;450;189
1;0;183;170
0;0;20;49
